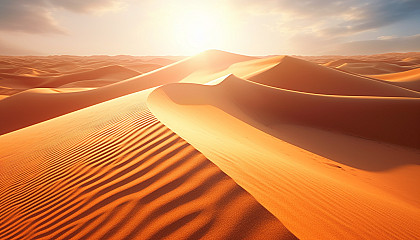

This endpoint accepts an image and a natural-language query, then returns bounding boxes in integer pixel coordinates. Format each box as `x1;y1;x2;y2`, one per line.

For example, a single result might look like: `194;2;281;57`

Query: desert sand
0;50;419;239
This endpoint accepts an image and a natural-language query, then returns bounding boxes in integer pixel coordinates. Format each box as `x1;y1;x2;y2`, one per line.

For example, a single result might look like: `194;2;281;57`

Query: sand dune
123;63;164;73
336;62;412;75
1;51;420;239
151;74;420;148
0;89;294;240
148;74;420;239
369;68;420;91
0;86;22;96
323;58;366;67
0;73;46;88
38;65;141;88
0;50;257;135
0;56;173;99
247;56;419;97
323;59;413;74
403;57;420;65
0;67;53;75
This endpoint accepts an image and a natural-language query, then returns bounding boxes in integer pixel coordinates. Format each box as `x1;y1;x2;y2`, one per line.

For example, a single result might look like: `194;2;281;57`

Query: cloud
330;34;420;55
280;33;420;56
232;0;420;37
0;1;63;34
285;33;337;55
319;0;420;36
0;0;123;34
52;0;123;14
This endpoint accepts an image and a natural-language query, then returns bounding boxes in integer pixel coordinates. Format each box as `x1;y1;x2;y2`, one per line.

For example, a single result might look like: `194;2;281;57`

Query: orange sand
1;50;420;239
368;68;420;92
148;74;420;240
0;89;294;239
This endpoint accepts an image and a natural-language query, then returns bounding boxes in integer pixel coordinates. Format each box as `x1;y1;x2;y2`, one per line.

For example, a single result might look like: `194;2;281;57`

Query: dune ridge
369;68;420;91
1;51;420;239
323;59;414;75
246;56;419;97
0;50;258;136
3;51;418;137
0;89;294;240
38;65;142;88
148;74;420;239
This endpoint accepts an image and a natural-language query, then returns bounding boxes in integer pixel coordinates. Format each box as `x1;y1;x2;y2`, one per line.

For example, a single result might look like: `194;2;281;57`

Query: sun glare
171;8;223;54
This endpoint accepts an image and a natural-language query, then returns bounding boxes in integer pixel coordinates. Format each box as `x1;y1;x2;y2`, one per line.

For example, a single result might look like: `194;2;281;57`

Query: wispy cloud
319;0;420;36
52;0;124;14
227;0;420;54
0;0;419;55
331;34;420;55
233;0;420;37
0;0;123;34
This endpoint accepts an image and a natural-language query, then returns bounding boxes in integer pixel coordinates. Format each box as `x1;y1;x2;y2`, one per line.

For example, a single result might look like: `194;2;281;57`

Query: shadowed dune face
148;74;420;239
1;51;419;136
318;53;420;92
247;56;419;97
149;73;420;166
0;90;295;240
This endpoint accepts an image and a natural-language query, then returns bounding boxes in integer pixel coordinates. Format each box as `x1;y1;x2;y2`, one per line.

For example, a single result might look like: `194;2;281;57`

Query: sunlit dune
369;68;420;92
1;50;420;240
0;50;255;135
148;73;420;239
0;90;294;239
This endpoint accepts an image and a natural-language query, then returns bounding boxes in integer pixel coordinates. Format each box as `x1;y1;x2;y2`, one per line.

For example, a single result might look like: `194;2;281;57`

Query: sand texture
1;50;419;239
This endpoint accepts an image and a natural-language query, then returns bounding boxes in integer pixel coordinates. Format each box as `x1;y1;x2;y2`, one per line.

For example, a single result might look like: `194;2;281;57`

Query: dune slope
2;52;420;239
38;65;142;88
148;74;420;240
369;68;420;91
0;50;257;136
0;89;295;240
247;56;419;97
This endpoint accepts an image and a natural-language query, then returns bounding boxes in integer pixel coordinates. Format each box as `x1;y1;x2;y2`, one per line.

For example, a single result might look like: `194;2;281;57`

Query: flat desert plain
0;50;419;239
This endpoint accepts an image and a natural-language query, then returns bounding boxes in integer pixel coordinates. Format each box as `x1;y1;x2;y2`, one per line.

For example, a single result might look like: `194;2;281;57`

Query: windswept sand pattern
0;101;294;239
148;73;420;240
1;51;420;240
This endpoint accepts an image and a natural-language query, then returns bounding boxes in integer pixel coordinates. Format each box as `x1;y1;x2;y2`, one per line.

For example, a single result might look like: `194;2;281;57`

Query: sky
0;0;419;56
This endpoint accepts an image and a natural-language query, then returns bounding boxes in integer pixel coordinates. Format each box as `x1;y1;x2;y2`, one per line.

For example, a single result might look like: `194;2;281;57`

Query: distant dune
1;50;419;239
247;56;418;97
38;65;142;88
369;68;420;92
0;50;256;135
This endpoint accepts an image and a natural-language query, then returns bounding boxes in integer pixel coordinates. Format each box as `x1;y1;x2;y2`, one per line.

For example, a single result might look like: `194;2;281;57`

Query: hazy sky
0;0;419;56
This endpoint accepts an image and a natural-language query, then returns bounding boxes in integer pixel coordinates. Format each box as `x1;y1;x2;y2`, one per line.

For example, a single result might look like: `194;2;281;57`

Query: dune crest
246;56;419;97
369;68;420;91
1;51;420;239
0;50;258;136
0;89;295;240
38;65;142;88
148;74;420;239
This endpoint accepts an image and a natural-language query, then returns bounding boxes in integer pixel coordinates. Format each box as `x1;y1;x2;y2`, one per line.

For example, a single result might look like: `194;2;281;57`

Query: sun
171;8;223;54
